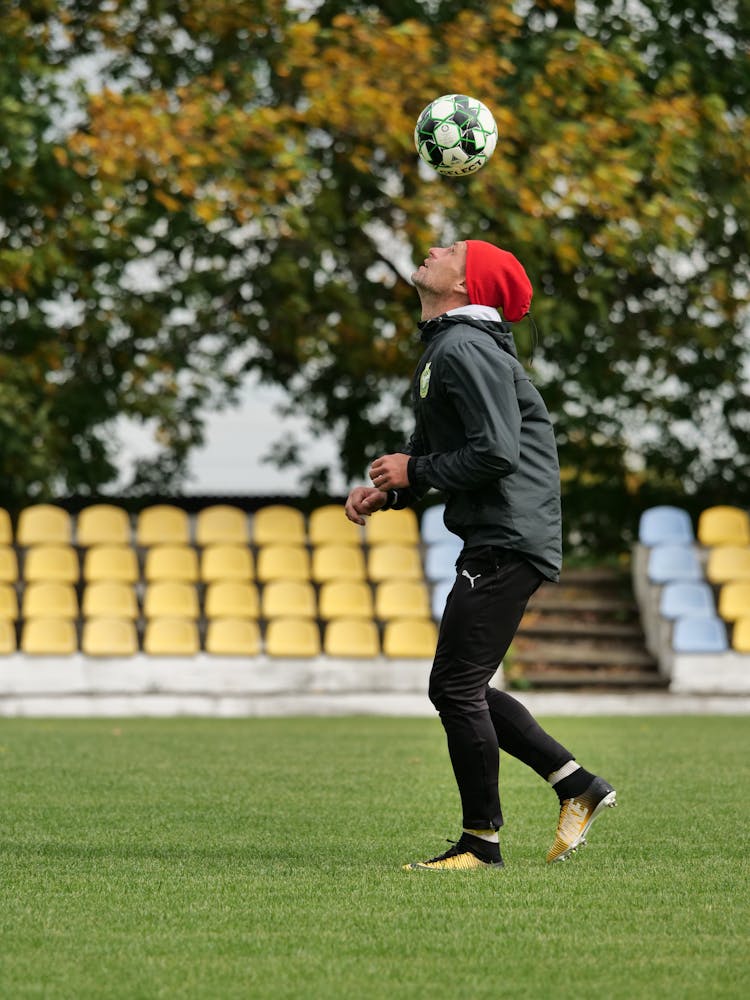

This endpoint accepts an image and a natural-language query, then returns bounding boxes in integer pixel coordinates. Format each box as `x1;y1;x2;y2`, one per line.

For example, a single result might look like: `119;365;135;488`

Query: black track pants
429;546;573;830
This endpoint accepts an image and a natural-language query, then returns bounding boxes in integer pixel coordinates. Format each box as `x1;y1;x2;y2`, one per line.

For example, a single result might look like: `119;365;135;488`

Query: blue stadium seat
424;540;463;582
431;578;453;620
659;581;715;620
672;615;729;653
647;544;702;584
421;505;453;545
638;506;694;546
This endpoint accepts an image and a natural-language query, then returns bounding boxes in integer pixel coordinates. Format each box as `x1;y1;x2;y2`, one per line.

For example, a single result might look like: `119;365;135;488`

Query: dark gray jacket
385;313;562;581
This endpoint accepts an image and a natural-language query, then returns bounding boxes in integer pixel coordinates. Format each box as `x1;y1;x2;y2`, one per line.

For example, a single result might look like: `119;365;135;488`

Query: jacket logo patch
419;362;432;399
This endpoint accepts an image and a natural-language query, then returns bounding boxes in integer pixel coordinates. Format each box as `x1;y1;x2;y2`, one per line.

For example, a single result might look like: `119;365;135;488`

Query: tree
2;0;748;553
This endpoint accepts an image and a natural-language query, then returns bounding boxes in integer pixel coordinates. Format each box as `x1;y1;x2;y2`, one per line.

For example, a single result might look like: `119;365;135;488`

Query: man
344;239;616;871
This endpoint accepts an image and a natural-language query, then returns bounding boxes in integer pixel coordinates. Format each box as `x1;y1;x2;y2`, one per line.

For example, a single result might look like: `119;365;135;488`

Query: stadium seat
22;582;78;621
424;539;462;582
0;584;18;621
672;615;729;654
638;505;694;546
420;504;449;545
82;618;139;657
256;545;311;583
204;581;259;620
261;580;317;620
308;505;361;546
82;544;139;583
364;508;419;545
252;505;306;546
717;581;750;623
697;505;750;547
195;505;249;546
82;582;139;620
659;581;715;620
76;504;131;546
431;578;453;620
265;618;321;657
368;544;424;583
705;546;750;585
136;504;190;546
0;546;18;583
0;620;16;654
204;618;261;656
143;544;199;582
732;616;750;653
200;544;254;583
24;545;79;583
17;504;72;546
143;618;200;656
0;508;12;544
21;618;78;656
375;580;430;622
318;580;374;620
324;618;380;658
311;544;367;584
646;544;702;584
382;618;437;658
143;582;200;620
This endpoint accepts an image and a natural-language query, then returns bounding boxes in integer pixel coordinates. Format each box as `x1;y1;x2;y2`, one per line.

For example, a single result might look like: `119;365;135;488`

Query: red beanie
465;240;533;322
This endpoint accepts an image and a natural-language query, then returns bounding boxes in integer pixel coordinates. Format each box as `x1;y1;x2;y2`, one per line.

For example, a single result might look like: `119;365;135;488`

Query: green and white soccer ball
414;94;498;177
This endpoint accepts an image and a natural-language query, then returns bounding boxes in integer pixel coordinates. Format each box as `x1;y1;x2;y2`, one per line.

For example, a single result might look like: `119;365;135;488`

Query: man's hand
344;486;388;526
369;453;410;491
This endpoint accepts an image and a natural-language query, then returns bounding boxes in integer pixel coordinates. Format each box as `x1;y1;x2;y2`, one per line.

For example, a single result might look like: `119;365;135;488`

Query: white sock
464;828;499;844
547;760;581;785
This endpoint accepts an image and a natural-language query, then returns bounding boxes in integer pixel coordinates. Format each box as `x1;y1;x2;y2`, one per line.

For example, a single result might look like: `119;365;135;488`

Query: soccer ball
414;94;498;177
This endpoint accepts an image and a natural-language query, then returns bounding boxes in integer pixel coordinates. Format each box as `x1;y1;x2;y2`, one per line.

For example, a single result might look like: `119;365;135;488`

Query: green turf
0;716;748;999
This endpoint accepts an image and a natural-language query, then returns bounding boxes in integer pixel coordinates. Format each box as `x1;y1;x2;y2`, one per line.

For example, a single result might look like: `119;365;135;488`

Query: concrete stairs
508;567;663;690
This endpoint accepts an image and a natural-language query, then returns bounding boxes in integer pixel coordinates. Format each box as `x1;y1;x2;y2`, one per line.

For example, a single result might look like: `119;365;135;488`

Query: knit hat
465;240;533;322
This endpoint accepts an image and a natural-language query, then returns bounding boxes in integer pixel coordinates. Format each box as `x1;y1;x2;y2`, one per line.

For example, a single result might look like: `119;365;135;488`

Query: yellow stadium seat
382;618;437;658
318;580;374;620
308;505;362;546
375;580;430;621
252;505;306;546
143;582;200;620
0;508;12;544
195;505;250;546
718;581;750;623
200;544;254;583
0;620;16;654
697;505;750;547
136;504;190;546
82;544;139;583
21;618;77;656
204;618;261;656
24;545;79;583
367;544;423;583
705;546;750;585
364;508;419;545
17;504;72;546
143;618;200;656
22;582;78;621
0;584;18;621
0;546;18;583
204;581;259;620
324;618;380;658
311;544;366;583
143;544;199;582
256;545;310;583
76;504;131;546
732;616;750;653
82;618;139;657
265;618;321;657
82;582;139;620
261;580;317;620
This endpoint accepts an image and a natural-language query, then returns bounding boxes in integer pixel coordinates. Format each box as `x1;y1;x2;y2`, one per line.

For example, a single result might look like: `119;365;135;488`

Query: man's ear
453;276;468;295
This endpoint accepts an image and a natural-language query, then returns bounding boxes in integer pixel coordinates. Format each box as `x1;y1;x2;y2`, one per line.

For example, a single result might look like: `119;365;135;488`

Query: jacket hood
418;313;518;359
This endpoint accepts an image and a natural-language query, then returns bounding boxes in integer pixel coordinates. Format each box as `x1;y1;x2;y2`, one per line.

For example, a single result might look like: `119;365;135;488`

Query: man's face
411;241;468;297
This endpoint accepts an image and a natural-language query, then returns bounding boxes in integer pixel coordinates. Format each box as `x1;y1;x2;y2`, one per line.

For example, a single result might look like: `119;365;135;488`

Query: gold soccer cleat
547;777;617;863
403;835;504;871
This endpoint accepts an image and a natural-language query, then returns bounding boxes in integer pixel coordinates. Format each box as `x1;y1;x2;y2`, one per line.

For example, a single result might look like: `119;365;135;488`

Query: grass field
0;715;748;999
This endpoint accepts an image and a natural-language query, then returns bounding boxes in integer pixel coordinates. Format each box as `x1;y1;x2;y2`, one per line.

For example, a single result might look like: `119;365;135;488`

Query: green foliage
1;0;748;554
